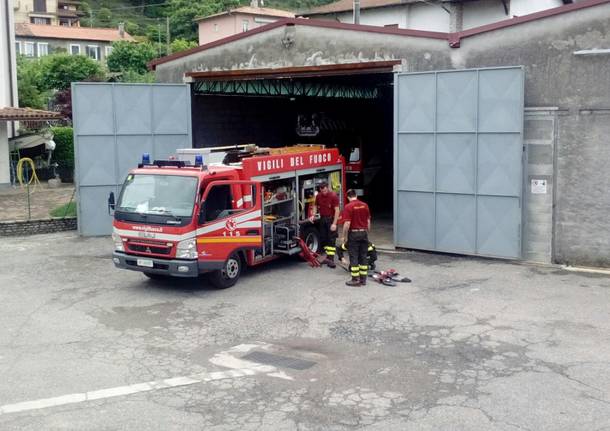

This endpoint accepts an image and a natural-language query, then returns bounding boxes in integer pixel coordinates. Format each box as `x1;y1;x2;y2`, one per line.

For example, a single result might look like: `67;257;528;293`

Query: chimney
118;22;125;38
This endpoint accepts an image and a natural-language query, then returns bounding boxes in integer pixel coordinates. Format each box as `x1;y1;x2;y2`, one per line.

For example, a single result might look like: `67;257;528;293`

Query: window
70;44;81;55
105;45;113;57
117;175;198;218
24;42;35;57
242;20;249;32
86;45;100;60
37;42;48;57
31;17;50;25
33;0;46;12
15;41;21;55
199;184;257;224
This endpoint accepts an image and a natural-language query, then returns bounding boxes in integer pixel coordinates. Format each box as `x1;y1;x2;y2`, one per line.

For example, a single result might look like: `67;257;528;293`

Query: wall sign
531;179;547;194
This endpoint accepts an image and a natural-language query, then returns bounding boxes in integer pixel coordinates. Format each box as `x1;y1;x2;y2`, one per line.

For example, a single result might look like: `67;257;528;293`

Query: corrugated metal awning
186;60;402;81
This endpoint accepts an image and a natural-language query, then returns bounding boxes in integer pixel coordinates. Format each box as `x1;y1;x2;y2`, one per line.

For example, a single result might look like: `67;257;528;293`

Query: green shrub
50;202;76;218
51;126;74;164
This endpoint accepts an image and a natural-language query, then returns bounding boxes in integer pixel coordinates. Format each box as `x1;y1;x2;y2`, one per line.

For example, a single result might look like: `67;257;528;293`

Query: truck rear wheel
300;225;321;254
208;253;242;289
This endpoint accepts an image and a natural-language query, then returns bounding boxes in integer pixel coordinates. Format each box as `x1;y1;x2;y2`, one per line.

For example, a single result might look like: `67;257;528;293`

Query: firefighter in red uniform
310;181;339;268
341;189;371;286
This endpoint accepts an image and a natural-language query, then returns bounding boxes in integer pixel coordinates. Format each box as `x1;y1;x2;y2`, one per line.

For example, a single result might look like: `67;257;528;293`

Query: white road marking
0;343;291;416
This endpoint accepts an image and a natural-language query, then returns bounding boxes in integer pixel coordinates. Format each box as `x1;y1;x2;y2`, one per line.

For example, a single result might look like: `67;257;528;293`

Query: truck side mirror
108;192;115;215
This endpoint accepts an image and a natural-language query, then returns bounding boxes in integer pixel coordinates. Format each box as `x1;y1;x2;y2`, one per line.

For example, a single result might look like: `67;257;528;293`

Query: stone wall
0;218;77;237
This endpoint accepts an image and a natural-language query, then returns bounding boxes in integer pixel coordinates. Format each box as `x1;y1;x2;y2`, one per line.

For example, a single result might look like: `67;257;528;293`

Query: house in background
13;0;84;27
196;0;294;45
302;0;575;33
15;23;134;61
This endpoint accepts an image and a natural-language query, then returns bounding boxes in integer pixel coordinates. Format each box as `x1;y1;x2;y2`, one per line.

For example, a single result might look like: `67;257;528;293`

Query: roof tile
15;23;134;42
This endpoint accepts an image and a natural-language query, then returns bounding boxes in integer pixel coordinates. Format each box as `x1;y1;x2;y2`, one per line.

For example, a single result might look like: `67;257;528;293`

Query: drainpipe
353;0;360;24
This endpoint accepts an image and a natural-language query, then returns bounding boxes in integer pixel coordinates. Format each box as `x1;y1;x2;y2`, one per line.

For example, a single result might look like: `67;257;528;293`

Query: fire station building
72;0;610;268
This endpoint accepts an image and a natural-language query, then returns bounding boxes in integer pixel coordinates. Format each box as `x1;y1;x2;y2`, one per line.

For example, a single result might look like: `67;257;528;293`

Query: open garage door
394;67;524;259
72;83;192;236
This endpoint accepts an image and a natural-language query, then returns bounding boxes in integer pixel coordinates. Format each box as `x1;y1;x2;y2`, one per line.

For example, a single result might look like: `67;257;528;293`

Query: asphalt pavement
1;232;609;430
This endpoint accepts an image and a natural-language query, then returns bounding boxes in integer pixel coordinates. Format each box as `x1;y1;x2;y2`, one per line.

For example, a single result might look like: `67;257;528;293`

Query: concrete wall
522;108;558;263
156;3;610;266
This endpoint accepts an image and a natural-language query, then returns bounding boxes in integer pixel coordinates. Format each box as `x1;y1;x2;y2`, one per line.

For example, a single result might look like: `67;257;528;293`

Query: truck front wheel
208;253;242;289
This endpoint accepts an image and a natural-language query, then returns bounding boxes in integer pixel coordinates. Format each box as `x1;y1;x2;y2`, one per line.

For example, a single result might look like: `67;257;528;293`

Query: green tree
170;38;197;53
16;56;48;109
38;54;104;91
96;7;113;26
106;41;157;74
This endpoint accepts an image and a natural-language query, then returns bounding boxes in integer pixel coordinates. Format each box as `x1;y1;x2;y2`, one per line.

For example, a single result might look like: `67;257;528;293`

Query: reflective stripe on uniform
350;266;360;276
359;264;368;276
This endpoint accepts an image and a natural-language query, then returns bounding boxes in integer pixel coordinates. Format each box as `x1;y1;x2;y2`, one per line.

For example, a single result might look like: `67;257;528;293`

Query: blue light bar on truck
195;154;203;166
142;153;150;164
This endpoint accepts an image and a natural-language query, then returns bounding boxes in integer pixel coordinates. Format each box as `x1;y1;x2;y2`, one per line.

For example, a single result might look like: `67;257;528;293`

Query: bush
107;41;157;75
51;126;74;164
50;202;77;218
39;54;104;91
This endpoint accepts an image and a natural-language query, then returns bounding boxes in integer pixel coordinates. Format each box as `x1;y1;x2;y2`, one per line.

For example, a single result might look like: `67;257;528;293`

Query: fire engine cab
110;145;345;288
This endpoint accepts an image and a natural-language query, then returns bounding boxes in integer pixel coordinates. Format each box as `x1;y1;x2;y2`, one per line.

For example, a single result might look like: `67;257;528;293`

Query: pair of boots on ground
346;264;368;286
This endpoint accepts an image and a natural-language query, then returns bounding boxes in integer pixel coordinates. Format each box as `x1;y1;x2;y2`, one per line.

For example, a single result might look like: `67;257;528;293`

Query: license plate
137;259;154;268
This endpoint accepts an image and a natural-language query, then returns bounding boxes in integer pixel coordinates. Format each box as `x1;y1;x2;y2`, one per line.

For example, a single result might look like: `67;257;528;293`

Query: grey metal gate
72;83;192;236
394;67;524;259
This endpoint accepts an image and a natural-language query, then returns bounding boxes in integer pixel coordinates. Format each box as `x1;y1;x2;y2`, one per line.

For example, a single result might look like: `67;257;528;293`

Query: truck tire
300;225;321;254
208;253;242;289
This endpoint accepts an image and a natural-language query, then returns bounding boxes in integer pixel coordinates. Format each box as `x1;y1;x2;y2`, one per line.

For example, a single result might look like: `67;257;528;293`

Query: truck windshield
117;174;198;217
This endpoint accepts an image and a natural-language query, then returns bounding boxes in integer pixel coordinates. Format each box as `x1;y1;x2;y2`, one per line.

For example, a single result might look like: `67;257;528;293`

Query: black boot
325;257;336;268
346;277;361;286
360;275;367;285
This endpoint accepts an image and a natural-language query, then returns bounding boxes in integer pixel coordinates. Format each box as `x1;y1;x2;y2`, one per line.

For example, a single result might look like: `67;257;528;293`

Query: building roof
195;6;295;22
0;107;63;121
303;0;412;15
151;0;610;69
15;23;134;42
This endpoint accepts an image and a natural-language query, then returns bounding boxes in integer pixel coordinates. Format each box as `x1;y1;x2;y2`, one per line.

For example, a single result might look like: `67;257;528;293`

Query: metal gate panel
436;134;476;194
115;86;153;134
397;134;435;192
73;83;191;236
397;191;435;250
394;67;524;259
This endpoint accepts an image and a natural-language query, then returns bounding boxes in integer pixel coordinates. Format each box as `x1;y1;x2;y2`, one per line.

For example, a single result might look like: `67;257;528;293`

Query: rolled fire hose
16;157;41;188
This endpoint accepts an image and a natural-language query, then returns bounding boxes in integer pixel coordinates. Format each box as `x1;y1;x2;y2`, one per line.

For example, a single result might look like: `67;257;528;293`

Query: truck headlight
112;232;124;252
176;238;197;259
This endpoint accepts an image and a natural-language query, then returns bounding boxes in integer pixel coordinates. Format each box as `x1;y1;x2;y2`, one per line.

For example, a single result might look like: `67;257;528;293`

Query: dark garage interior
189;71;395;218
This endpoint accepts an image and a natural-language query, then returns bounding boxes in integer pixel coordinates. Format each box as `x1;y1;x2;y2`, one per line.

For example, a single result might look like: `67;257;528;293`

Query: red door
196;180;262;264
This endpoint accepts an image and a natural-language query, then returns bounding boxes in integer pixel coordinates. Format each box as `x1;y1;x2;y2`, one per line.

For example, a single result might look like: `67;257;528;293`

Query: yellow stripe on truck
197;236;261;244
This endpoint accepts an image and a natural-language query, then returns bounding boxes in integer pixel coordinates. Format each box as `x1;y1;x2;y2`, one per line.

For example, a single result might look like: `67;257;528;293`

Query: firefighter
310;181;339;268
341;189;371;286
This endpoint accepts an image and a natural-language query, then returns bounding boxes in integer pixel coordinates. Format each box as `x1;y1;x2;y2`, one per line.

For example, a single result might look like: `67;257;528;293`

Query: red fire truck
110;146;345;288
